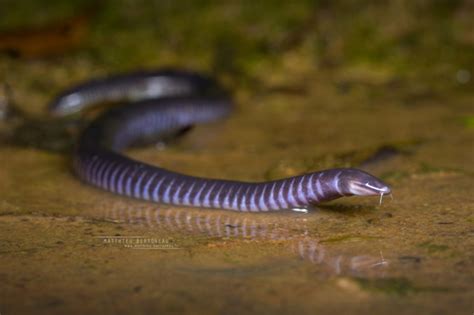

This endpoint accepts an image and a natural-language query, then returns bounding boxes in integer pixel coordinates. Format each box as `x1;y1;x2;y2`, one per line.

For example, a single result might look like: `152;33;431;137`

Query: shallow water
0;2;473;314
1;74;472;314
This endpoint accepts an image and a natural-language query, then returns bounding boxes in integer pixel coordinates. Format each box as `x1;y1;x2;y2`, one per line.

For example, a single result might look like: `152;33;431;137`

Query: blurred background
0;0;472;109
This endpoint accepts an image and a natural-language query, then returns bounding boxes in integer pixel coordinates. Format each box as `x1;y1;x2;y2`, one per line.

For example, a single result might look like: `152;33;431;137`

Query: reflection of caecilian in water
50;70;392;212
103;205;389;276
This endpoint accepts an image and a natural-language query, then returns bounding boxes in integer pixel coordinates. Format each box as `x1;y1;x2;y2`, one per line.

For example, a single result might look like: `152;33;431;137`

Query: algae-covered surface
0;1;473;314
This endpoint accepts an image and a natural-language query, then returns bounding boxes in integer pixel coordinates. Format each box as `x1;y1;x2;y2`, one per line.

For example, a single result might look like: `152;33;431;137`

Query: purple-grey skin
52;70;392;212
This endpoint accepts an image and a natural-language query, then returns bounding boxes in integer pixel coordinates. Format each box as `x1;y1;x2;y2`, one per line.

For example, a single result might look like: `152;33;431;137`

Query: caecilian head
338;168;391;197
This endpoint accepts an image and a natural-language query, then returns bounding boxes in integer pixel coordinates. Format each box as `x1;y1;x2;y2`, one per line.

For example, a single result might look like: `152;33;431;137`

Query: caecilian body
51;69;391;212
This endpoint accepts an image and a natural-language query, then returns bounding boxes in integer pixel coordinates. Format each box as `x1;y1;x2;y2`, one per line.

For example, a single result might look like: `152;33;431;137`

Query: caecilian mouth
364;182;391;194
348;181;391;196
